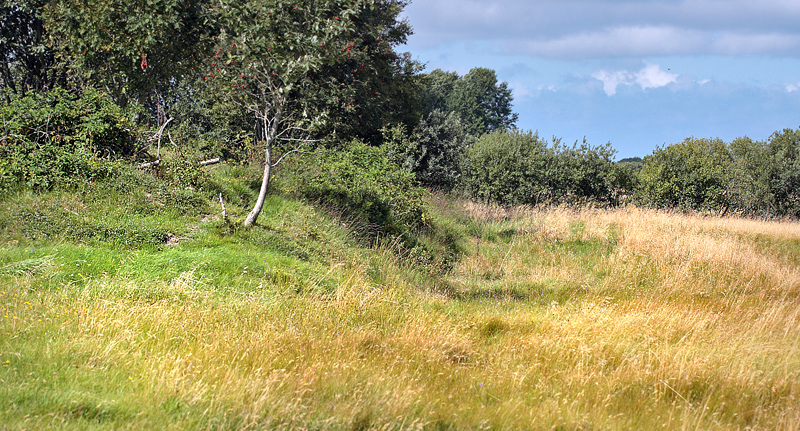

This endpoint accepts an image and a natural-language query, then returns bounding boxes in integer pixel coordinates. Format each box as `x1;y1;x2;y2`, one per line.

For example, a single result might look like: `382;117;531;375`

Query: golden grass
2;204;800;429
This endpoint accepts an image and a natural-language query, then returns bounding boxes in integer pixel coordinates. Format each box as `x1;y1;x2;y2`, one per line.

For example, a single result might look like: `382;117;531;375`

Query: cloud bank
403;0;800;58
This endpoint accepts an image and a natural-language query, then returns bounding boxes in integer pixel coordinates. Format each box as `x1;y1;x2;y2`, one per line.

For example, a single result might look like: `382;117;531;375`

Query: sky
398;0;800;158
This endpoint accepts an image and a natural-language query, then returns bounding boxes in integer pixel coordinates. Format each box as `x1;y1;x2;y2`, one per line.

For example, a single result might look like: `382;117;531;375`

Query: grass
1;167;800;429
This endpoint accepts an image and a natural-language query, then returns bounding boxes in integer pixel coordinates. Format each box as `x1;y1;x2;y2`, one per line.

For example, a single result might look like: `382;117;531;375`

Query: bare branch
219;193;228;222
154;117;173;159
277;137;324;142
199;157;222;166
272;147;328;167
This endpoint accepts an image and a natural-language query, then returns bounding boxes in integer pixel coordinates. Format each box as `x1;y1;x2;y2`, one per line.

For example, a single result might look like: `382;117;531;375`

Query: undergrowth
1;160;800;430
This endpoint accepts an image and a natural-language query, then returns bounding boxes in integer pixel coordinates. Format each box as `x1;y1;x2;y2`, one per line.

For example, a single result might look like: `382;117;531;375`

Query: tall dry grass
2;203;800;429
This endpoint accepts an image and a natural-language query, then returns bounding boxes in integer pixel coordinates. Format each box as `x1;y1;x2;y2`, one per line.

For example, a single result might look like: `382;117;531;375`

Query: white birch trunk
243;111;280;227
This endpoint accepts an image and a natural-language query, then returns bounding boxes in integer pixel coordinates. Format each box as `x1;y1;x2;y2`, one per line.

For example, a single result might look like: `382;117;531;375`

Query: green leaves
462;130;621;206
285;141;428;238
44;0;217;106
420;67;518;138
638;138;733;211
0;88;137;192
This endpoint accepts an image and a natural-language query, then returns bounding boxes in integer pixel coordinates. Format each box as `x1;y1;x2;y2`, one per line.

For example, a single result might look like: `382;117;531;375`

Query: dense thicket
637;131;800;217
0;88;137;191
461;129;629;206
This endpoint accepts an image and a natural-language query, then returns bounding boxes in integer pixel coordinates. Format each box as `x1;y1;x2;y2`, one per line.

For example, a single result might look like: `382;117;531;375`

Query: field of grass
1;167;799;430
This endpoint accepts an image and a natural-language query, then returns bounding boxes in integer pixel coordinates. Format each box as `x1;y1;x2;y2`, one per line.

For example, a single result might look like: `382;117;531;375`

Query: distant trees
420;67;518;136
461;130;625;206
635;129;800;218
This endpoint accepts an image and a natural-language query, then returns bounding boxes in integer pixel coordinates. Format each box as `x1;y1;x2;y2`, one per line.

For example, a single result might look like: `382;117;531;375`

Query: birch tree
206;0;401;226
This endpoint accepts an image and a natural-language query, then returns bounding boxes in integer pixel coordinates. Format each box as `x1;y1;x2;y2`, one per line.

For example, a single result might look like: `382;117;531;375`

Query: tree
446;67;518;136
44;0;217;109
383;109;474;191
767;127;800;217
0;0;62;98
637;137;733;211
418;69;458;115
205;0;400;226
313;0;422;144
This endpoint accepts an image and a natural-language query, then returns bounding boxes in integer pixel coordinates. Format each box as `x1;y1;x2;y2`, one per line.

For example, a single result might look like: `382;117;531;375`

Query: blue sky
398;0;800;158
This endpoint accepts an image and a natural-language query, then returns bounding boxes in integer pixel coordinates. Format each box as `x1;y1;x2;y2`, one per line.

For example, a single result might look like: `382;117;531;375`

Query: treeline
2;0;799;223
637;132;800;218
402;124;800;219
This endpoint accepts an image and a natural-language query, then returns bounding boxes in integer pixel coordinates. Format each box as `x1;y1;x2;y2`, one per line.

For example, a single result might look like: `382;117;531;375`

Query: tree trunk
244;143;272;227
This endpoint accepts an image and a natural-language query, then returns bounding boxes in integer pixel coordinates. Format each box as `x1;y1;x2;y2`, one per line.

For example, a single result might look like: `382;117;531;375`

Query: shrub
552;139;623;204
767;128;800;217
383;110;475;191
462;130;629;207
637;137;732;211
0;88;139;192
462;129;552;205
727;137;776;216
281;141;429;238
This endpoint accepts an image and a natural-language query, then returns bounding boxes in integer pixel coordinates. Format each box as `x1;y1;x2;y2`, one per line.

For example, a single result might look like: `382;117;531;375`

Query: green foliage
447;67;518;136
282;141;428;238
0;0;63;97
0;87;138;192
634;130;800;217
462;130;552;205
418;69;458;114
318;4;423;145
728;137;775;216
201;0;405;141
462;130;624;206
419;67;518;137
637;137;733;211
767;128;800;217
618;157;644;172
382;109;475;191
43;0;217;107
552;138;621;204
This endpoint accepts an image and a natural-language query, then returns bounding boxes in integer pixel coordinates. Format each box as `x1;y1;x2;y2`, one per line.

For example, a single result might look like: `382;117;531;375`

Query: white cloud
593;64;677;96
635;64;678;90
710;33;800;55
787;83;800;92
508;81;533;101
592;70;632;96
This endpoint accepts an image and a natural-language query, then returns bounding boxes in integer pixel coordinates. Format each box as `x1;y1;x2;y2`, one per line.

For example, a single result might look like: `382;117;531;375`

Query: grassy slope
1;165;800;430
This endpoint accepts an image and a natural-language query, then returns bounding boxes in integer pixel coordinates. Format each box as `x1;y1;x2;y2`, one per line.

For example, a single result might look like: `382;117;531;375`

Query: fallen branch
139;157;222;169
139;159;161;168
199;157;221;166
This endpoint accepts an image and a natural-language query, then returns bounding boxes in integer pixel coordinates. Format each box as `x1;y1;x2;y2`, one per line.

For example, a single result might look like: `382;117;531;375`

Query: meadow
1;170;799;430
